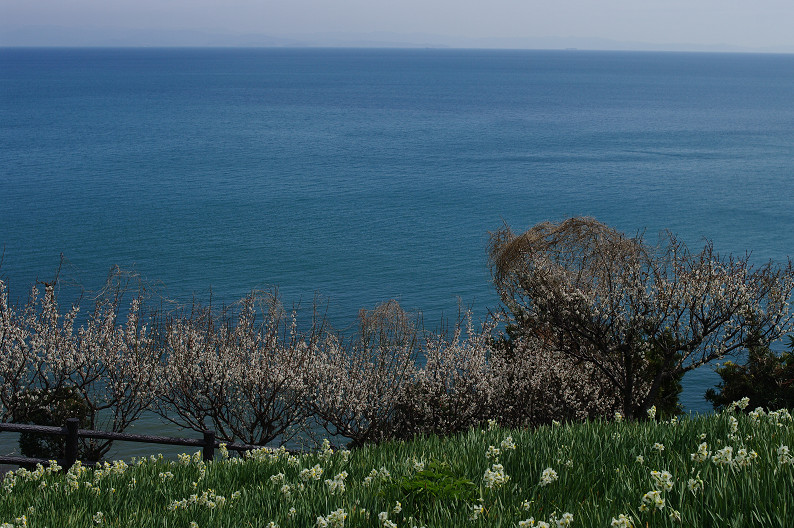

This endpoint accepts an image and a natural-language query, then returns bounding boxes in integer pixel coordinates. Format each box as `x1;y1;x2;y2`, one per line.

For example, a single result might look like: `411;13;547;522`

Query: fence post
202;430;215;462
64;418;80;471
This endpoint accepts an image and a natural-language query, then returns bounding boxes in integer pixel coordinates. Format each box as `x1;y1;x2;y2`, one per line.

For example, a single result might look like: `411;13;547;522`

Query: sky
2;0;794;51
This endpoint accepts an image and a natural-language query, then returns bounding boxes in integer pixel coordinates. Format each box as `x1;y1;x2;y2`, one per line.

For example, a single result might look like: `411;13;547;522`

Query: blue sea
2;48;794;451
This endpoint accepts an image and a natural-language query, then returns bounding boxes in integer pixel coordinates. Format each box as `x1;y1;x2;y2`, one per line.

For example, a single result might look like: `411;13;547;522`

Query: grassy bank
1;407;792;528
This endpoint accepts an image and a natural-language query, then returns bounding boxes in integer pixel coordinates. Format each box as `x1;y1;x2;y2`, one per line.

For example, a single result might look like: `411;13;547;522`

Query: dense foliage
1;407;793;527
15;386;93;462
706;334;794;412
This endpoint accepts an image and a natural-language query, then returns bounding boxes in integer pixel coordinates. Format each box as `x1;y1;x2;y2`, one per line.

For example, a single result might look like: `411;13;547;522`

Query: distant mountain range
2;25;792;53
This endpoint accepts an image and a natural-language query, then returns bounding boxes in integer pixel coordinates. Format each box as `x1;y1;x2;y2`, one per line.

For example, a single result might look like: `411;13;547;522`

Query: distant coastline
2;25;793;54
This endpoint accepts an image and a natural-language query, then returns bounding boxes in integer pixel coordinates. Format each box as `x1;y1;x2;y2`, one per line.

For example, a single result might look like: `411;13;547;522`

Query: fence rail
0;419;286;471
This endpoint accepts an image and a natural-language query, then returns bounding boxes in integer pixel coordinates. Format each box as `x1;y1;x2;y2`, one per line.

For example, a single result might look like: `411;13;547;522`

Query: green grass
1;408;793;527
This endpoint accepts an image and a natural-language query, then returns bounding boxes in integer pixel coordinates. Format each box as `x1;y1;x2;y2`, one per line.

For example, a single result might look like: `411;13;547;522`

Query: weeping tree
489;217;794;419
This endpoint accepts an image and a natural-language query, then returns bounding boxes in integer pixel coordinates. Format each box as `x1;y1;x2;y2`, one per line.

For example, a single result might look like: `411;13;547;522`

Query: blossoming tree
0;268;160;460
155;291;318;446
489;217;794;419
307;300;418;447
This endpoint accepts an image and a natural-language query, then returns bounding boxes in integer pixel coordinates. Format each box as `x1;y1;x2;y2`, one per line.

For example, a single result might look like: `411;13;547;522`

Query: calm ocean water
2;48;794;454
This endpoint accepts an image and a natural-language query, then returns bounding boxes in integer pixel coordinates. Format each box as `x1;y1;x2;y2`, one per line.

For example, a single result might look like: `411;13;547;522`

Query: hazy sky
3;0;794;50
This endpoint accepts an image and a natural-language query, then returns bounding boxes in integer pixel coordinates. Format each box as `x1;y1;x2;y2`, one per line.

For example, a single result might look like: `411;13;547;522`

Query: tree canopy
489;217;794;418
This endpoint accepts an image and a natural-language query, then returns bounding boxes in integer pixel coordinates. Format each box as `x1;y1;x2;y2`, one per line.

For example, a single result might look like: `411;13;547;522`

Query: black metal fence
0;419;279;471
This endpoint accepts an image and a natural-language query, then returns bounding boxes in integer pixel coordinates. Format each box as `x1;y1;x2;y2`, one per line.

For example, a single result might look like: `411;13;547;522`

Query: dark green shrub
15;386;93;461
705;335;794;412
392;460;478;513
